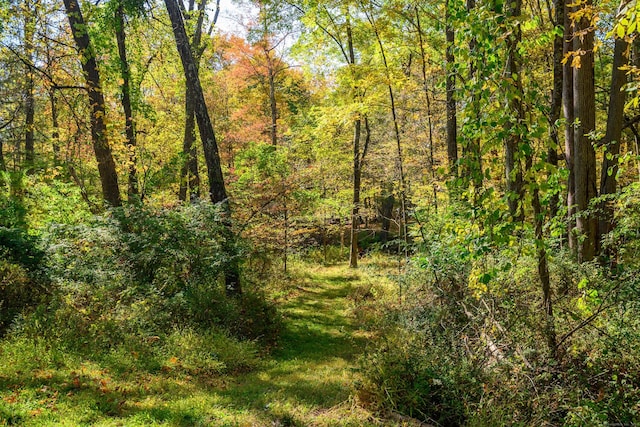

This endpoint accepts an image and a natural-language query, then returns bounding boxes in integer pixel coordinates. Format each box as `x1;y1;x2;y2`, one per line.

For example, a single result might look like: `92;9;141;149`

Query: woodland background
2;0;640;425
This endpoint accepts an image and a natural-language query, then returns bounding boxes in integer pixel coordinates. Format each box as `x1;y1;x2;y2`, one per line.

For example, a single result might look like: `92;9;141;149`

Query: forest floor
0;260;422;426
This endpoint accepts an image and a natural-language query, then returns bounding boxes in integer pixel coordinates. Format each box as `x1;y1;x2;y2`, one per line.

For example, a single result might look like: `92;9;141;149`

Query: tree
445;0;458;178
572;0;598;262
62;0;122;207
178;0;220;202
164;0;240;295
599;1;630;241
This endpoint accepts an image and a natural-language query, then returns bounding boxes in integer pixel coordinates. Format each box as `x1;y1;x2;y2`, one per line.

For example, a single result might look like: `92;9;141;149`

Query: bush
0;228;50;334
356;209;640;426
13;202;279;363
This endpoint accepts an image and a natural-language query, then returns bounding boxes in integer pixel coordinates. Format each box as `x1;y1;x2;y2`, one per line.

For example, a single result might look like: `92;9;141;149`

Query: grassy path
215;264;373;426
0;263;394;426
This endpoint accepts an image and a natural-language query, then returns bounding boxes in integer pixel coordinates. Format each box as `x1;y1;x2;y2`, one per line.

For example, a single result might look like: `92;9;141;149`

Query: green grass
0;259;407;426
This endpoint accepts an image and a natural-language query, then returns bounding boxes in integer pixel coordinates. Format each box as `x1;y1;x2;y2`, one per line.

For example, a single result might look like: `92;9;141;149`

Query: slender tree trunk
504;0;524;222
532;186;558;359
115;3;139;200
63;0;122;207
50;89;60;163
366;8;408;258
548;0;564;220
465;0;483;194
178;0;209;201
24;2;35;169
347;15;362;268
349;118;362;268
573;0;598;262
267;53;278;146
599;34;629;240
179;86;201;201
415;7;438;212
445;0;458;178
563;0;576;250
165;0;240;295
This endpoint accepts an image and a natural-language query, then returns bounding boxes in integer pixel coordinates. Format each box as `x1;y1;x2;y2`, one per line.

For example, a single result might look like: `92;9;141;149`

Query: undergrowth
353;204;640;426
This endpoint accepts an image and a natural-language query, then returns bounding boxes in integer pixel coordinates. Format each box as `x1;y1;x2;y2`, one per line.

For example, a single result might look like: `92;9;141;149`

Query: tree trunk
349;118;362;268
573;0;598;262
347;14;361;268
115;3;139;200
365;7;408;258
504;0;524;222
445;0;458;178
563;0;576;251
548;0;564;220
465;0;483;194
24;0;36;169
532;186;558;359
178;0;209;202
179;85;201;201
50;89;60;163
63;0;122;207
165;0;240;295
599;34;629;240
267;52;278;146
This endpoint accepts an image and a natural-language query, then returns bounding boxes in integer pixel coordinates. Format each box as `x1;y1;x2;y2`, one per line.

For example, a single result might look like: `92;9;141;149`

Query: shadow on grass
0;269;366;425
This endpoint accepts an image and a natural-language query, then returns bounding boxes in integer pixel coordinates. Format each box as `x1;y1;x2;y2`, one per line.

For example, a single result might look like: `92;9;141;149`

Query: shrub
0;228;50;334
21;202;279;355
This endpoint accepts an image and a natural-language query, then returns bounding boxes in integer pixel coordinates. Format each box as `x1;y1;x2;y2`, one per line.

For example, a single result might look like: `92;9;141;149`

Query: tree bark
504;0;524;222
24;0;36;169
115;2;139;200
445;0;458;178
365;6;408;259
563;0;576;251
346;14;362;268
178;0;210;201
599;35;629;240
532;186;558;359
179;85;201;201
465;0;483;194
267;51;278;146
165;0;240;295
573;0;598;262
63;0;122;207
548;0;564;220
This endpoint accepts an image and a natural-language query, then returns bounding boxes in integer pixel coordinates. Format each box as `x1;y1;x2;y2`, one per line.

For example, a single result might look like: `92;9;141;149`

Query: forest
1;0;640;425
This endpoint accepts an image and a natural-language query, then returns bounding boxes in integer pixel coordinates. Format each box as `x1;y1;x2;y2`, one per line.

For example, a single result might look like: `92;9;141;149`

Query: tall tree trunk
504;0;524;222
532;185;558;359
165;0;240;295
63;0;122;207
445;0;458;178
347;14;362;268
465;0;483;195
115;2;139;200
179;86;201;201
365;7;408;258
573;0;598;262
563;0;576;251
415;7;438;211
178;0;209;201
49;89;60;163
548;0;564;220
267;52;278;146
24;0;36;169
599;34;629;240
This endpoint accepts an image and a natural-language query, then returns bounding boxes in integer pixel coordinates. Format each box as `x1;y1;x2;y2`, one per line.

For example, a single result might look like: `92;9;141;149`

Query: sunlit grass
0;254;406;426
